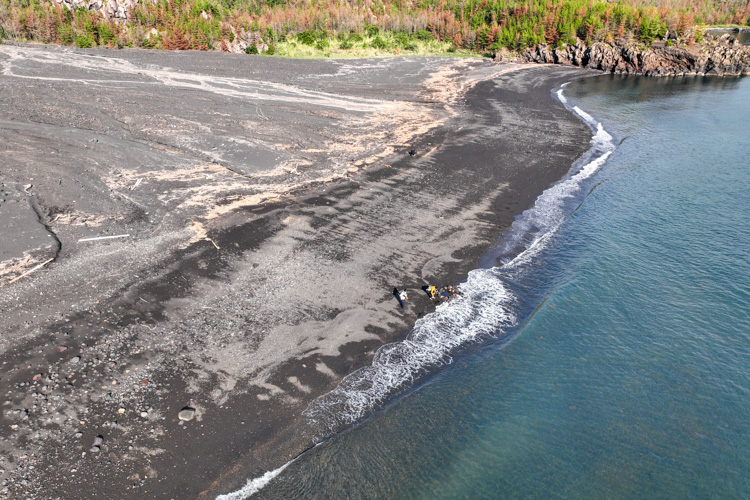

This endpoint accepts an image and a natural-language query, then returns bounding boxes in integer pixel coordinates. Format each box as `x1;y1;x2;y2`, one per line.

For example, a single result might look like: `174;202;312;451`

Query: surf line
218;83;617;500
215;461;292;500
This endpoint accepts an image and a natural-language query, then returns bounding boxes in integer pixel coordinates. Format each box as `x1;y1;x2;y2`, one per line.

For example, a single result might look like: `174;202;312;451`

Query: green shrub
370;36;387;49
191;0;220;17
415;29;432;41
297;30;317;45
364;25;379;37
97;23;114;44
447;44;456;53
265;44;275;55
315;39;329;50
339;39;352;49
75;33;95;48
245;44;258;54
638;17;660;44
58;24;74;44
348;32;363;43
403;42;418;51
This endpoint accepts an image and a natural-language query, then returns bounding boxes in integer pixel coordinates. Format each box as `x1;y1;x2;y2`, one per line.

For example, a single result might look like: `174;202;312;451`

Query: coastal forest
1;0;749;55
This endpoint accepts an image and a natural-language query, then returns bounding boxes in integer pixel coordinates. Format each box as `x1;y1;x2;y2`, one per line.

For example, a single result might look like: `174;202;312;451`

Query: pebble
118;408;125;414
177;407;195;421
71;356;81;363
93;435;104;446
140;411;148;418
74;432;82;438
89;446;100;453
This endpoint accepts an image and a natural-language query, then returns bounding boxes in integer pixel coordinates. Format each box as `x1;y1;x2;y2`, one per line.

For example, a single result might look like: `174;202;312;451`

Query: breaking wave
216;462;292;500
304;267;519;430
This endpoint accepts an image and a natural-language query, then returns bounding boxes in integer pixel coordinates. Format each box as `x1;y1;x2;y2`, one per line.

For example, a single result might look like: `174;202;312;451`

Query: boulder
177;407;195;421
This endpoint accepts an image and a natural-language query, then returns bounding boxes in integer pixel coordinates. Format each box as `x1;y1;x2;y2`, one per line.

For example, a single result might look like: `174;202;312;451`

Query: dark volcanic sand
0;43;593;499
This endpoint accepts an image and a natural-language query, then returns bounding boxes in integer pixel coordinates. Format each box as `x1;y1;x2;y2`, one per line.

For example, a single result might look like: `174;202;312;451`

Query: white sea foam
305;269;518;429
216;461;292;500
573;105;596;124
491;102;614;269
221;85;617;499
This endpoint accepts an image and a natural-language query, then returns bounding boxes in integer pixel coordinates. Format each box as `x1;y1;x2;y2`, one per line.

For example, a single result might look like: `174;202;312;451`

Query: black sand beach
0;44;591;498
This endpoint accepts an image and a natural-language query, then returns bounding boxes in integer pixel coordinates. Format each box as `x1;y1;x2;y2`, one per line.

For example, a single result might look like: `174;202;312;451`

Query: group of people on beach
425;285;461;303
395;284;462;308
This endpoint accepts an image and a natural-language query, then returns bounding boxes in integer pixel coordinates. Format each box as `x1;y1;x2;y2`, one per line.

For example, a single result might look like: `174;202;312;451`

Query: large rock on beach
522;33;750;76
178;407;196;421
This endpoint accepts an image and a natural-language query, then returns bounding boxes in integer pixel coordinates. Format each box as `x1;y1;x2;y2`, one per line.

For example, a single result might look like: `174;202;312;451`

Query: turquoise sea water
226;75;750;498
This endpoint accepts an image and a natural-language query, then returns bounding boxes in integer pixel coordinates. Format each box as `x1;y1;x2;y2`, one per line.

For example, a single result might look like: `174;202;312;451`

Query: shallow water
226;74;750;499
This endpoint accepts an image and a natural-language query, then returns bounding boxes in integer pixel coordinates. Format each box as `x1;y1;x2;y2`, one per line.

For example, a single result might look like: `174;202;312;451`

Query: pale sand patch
287;376;312;394
315;362;337;379
97;59;503;252
50;211;124;227
0;253;39;286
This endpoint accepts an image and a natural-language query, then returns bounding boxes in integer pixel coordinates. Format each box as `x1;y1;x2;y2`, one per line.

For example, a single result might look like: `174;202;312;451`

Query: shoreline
205;66;596;497
0;45;593;499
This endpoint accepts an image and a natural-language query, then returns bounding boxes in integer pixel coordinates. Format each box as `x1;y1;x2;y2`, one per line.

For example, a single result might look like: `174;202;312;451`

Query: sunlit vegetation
0;0;748;54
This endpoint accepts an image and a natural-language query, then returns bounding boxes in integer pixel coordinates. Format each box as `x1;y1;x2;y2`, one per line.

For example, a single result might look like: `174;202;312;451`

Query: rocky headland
521;32;750;76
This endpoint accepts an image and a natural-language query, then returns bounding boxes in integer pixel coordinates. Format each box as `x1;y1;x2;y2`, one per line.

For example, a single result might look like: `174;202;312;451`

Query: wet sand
0;43;592;498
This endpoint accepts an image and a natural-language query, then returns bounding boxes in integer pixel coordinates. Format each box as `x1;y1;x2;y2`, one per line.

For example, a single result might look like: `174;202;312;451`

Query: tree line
1;0;748;52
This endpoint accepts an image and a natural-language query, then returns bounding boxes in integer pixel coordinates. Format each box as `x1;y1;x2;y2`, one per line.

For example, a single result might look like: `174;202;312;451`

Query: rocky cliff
521;33;750;76
54;0;136;21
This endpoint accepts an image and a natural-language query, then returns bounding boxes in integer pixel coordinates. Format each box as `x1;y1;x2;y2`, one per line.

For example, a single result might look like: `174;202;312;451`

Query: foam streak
216;461;292;500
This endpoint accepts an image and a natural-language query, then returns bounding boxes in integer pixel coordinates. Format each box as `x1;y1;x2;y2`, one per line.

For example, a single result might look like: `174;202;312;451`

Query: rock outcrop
522;34;750;76
54;0;137;21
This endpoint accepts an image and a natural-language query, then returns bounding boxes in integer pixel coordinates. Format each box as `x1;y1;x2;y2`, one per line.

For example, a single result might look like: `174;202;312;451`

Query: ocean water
222;74;750;499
